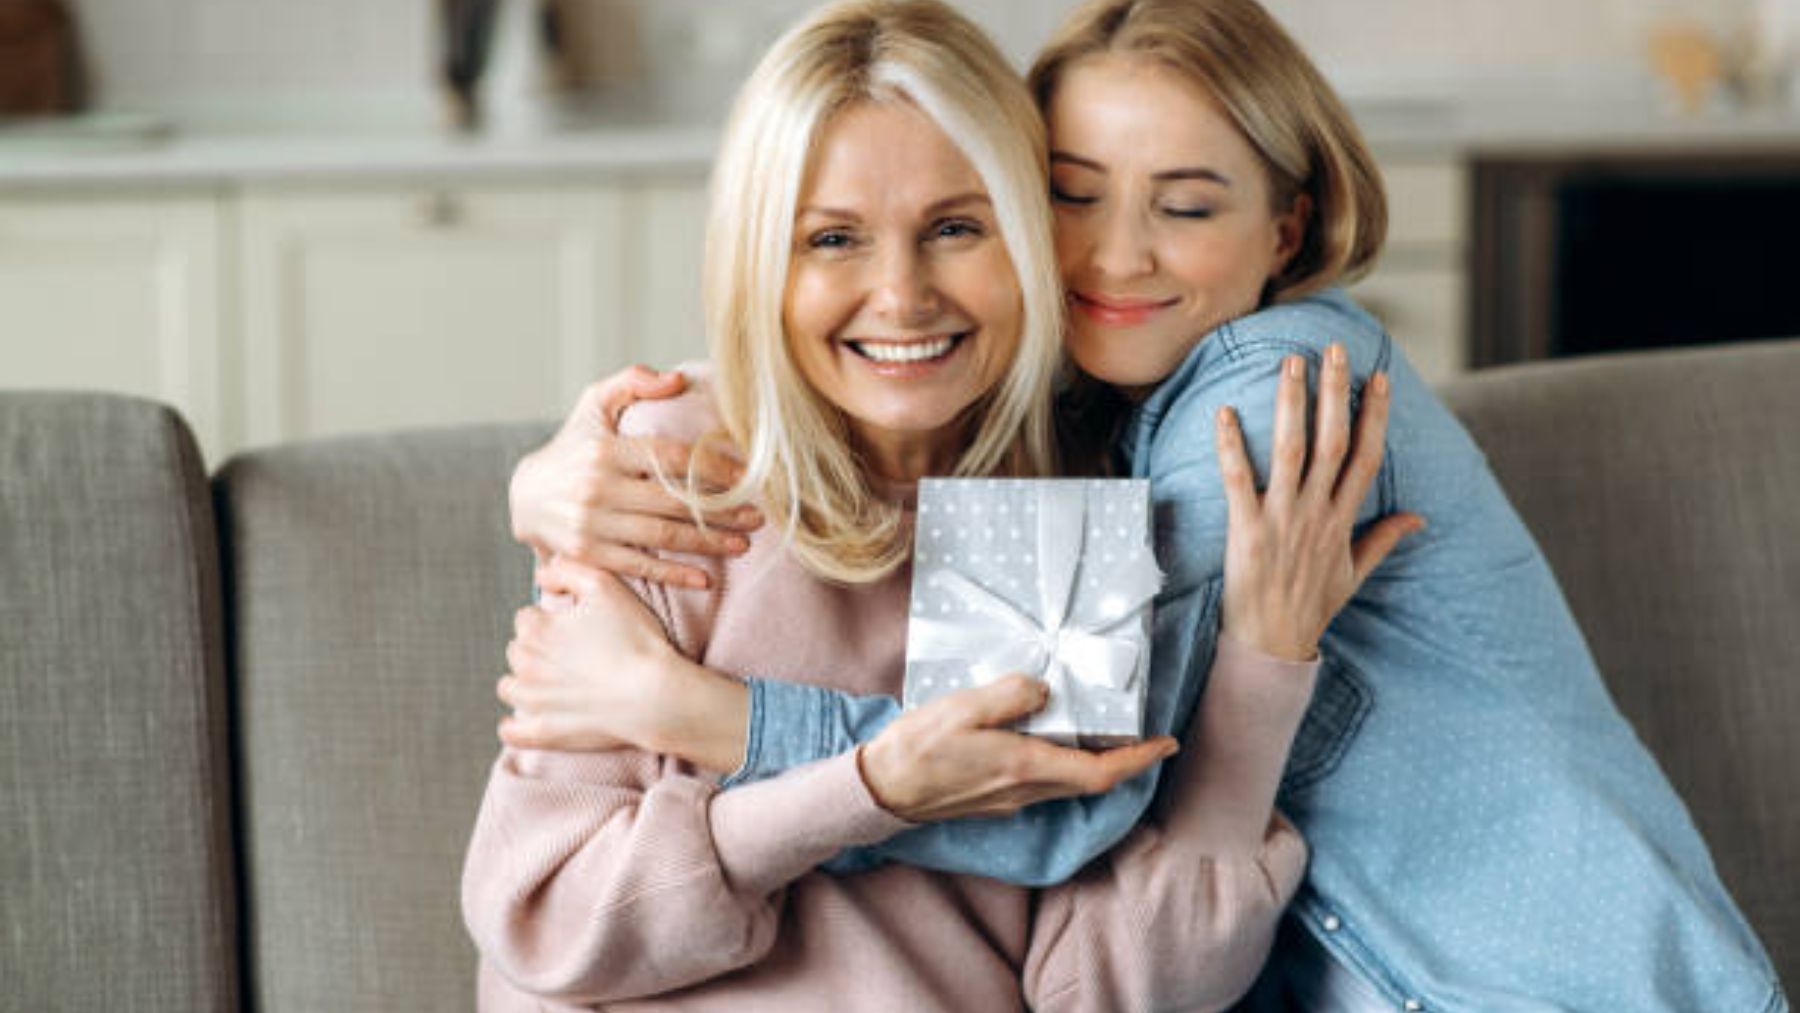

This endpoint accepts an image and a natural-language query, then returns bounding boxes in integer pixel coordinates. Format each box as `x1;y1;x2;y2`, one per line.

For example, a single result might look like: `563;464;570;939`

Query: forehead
1048;55;1260;176
800;99;987;210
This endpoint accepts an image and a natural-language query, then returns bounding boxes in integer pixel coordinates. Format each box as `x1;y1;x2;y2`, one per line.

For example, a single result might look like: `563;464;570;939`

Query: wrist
1218;620;1318;663
646;655;750;774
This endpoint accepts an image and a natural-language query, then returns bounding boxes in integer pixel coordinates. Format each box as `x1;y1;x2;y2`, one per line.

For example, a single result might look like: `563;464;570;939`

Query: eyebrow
1051;151;1233;187
797;192;993;220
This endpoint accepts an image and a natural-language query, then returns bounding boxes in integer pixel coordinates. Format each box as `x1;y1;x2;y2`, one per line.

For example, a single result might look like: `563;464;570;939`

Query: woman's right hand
858;676;1179;823
510;366;763;588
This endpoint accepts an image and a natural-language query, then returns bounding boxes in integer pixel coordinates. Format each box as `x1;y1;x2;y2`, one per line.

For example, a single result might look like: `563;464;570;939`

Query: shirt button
1403;1001;1424;1011
1322;915;1342;932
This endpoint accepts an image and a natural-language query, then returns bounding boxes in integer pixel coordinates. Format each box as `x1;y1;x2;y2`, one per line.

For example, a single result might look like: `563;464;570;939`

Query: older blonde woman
461;2;1406;1009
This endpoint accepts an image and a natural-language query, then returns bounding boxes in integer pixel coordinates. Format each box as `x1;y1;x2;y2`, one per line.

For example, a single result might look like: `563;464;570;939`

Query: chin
1068;341;1176;389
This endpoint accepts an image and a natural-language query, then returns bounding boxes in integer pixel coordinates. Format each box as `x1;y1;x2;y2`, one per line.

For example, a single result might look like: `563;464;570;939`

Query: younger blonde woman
463;2;1403;1009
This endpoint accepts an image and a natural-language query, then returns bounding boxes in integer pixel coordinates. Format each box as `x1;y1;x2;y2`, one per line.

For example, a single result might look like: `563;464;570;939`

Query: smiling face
1047;54;1308;390
784;99;1023;480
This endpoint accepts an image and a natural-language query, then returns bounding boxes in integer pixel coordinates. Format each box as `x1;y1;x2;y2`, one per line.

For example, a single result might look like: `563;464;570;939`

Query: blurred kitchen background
4;0;1799;463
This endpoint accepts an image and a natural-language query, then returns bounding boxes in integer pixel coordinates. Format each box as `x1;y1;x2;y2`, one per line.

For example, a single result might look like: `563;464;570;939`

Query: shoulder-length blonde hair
1029;0;1387;300
688;0;1063;585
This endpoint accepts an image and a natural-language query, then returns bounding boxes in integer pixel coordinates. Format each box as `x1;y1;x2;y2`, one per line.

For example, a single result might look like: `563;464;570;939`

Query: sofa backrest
213;423;546;1013
0;393;240;1012
1440;338;1800;988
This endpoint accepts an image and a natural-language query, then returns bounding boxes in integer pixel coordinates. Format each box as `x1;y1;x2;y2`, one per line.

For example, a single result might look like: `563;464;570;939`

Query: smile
1072;292;1178;325
845;333;967;364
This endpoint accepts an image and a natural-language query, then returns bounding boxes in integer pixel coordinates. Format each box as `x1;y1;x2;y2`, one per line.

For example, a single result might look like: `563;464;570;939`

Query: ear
1270;192;1314;276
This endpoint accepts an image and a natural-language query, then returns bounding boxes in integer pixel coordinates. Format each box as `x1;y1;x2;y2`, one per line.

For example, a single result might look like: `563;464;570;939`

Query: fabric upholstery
0;392;238;1012
214;423;546;1013
1440;339;1800;989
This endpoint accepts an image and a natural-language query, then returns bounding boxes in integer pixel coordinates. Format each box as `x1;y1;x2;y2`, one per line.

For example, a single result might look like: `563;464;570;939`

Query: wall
70;0;1767;117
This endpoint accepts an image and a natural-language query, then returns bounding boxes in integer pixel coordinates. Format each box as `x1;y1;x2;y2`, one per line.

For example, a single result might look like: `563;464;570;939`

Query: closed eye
1050;185;1097;207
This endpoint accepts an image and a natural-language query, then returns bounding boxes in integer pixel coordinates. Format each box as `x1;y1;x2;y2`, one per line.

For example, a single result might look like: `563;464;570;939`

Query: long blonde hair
690;0;1063;584
1030;0;1387;299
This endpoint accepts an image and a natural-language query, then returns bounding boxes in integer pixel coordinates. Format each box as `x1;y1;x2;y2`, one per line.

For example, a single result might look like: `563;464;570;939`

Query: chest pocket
1279;652;1372;796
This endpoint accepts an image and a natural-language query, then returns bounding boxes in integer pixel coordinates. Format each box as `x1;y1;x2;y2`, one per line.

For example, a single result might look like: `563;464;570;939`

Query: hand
509;366;763;589
499;565;750;772
858;675;1180;823
1214;344;1424;661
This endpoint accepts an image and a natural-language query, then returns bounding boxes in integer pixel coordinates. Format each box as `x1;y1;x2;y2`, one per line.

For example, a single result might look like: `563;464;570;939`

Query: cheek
783;268;838;343
1165;231;1270;306
1053;213;1094;279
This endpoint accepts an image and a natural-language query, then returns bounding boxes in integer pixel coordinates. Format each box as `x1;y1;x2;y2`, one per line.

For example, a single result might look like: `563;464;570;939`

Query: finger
1213;406;1261;530
577;367;687;431
1332;371;1393;517
585;470;761;533
512;605;547;640
1350;512;1425;585
1303;344;1352;505
593;511;753;562
1265;354;1309;510
580;543;714;590
1081;736;1182;792
946;675;1051;729
498;714;545;749
612;435;747;496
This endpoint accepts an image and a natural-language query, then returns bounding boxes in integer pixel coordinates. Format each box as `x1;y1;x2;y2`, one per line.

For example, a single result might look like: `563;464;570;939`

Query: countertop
7;87;1800;190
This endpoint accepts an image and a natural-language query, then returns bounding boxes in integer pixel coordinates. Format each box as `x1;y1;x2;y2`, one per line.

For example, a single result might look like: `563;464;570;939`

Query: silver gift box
902;478;1163;748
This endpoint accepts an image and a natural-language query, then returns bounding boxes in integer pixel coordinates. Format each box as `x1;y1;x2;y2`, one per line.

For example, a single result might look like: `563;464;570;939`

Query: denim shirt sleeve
717;677;1158;887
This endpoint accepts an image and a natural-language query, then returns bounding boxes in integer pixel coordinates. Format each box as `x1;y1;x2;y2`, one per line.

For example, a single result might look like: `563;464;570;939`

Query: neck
854;423;965;483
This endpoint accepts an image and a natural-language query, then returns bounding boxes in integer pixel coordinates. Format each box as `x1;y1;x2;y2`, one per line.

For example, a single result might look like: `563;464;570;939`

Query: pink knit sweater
462;376;1318;1012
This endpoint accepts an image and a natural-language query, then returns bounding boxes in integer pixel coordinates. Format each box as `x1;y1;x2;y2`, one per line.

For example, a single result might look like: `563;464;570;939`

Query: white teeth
853;335;957;363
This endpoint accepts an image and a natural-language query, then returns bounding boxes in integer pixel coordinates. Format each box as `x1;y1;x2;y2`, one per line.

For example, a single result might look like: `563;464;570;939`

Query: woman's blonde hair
1029;0;1387;299
691;0;1063;584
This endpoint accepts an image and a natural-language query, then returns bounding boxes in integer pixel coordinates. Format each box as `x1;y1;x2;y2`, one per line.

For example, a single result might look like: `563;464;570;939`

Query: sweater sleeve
1021;634;1319;1013
460;744;907;1003
725;677;1163;886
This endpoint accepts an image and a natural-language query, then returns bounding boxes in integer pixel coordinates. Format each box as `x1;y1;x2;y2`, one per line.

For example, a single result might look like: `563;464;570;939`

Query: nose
869;245;941;326
1085;204;1155;280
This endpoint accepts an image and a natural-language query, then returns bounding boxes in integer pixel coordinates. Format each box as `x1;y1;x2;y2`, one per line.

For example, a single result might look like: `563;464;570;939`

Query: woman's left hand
1214;344;1424;661
498;560;750;772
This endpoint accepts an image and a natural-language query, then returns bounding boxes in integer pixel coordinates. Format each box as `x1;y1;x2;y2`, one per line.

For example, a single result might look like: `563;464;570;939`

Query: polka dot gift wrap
903;478;1165;748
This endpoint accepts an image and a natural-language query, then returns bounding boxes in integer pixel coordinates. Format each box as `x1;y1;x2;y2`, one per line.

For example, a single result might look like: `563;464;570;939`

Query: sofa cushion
0;392;238;1012
215;422;546;1013
1441;339;1800;988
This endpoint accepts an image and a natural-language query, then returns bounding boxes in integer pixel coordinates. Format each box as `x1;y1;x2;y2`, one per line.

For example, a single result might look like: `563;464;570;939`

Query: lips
1072;291;1177;327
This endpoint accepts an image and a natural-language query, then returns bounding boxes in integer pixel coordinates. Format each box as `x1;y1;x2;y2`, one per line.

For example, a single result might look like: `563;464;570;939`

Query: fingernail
1330;344;1345;365
1372;372;1389;395
1286;356;1303;378
685;572;711;590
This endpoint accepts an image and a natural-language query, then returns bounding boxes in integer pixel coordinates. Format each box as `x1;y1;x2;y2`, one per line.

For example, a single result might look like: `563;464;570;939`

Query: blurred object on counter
1648;17;1725;115
0;0;85;116
541;0;642;92
483;0;644;134
439;0;503;131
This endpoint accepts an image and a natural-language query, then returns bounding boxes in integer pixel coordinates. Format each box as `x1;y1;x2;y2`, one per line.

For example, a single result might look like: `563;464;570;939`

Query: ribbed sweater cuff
709;749;911;897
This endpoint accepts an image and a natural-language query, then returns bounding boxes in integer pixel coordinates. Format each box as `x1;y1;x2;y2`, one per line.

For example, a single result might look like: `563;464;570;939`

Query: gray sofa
2;341;1795;1011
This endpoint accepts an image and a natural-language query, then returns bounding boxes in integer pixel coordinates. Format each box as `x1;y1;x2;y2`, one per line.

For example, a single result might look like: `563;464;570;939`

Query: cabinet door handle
415;191;464;228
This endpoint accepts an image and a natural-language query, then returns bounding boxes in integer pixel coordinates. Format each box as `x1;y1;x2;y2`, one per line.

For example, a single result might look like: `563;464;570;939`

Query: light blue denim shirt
727;291;1786;1011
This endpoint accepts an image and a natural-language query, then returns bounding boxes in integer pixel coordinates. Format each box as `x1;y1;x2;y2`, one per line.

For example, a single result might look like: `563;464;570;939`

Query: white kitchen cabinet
237;183;622;448
234;177;713;450
1351;156;1469;385
624;177;712;368
0;193;228;458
